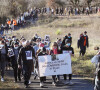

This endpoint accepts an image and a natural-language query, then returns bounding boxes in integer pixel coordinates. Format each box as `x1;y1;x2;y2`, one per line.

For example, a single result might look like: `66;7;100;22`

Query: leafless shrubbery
0;0;100;24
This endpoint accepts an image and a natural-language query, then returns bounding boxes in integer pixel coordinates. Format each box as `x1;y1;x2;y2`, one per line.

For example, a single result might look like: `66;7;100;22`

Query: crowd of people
0;30;90;88
32;6;100;16
0;6;100;35
49;6;100;16
0;8;38;35
0;5;100;90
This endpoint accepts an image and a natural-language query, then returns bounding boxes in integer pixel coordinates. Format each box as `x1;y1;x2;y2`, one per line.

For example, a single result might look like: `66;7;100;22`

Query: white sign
8;48;14;57
38;54;72;77
45;35;50;41
25;51;33;60
63;50;72;54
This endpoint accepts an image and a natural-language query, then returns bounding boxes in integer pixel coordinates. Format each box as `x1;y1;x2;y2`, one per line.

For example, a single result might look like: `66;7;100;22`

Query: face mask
8;39;11;41
68;36;71;38
41;41;44;44
14;47;18;49
22;41;27;46
84;35;86;36
66;43;70;47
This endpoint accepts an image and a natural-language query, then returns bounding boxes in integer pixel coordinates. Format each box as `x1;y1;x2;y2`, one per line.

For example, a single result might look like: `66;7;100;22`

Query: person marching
10;42;21;82
61;40;74;85
68;33;72;45
78;31;89;56
0;40;8;82
38;47;48;87
51;42;61;86
18;41;35;88
83;31;89;55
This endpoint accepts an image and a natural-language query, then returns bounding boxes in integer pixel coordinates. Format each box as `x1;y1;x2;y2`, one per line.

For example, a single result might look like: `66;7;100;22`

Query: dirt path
16;74;94;90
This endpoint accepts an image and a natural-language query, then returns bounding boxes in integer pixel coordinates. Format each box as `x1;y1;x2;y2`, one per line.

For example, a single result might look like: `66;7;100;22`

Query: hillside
6;14;99;76
1;13;100;89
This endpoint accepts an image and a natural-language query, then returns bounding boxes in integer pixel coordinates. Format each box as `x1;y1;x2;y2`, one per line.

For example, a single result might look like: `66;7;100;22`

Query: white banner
38;54;72;77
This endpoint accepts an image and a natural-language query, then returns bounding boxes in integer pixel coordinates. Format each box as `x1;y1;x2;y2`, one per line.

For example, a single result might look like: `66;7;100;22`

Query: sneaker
52;82;56;86
40;82;44;88
28;80;31;85
69;81;73;85
14;80;17;83
31;72;34;75
1;78;4;82
37;75;40;79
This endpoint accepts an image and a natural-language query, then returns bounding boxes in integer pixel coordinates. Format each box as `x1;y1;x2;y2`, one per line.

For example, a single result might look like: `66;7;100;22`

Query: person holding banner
61;40;74;85
51;42;60;86
18;41;35;88
38;47;48;88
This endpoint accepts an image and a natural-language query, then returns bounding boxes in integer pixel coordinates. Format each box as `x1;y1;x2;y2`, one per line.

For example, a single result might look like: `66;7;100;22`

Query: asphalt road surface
17;75;94;90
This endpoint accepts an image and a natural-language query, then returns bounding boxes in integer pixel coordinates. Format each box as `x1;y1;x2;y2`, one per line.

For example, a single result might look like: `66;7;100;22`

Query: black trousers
11;60;21;81
0;61;5;78
0;55;6;78
52;75;60;83
40;77;46;83
23;63;33;86
80;46;86;56
63;74;72;81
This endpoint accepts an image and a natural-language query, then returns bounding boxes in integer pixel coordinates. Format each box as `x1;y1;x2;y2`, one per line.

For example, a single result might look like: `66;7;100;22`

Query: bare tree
86;0;92;7
68;0;80;7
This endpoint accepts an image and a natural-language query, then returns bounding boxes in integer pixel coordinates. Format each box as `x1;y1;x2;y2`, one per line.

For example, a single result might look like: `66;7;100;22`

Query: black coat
18;45;35;66
77;35;89;49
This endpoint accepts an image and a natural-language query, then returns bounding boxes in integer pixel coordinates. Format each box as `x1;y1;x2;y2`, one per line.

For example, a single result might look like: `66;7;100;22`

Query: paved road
17;75;94;90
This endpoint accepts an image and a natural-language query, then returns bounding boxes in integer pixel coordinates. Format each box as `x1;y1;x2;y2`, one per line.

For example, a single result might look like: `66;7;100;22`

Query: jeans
0;30;4;35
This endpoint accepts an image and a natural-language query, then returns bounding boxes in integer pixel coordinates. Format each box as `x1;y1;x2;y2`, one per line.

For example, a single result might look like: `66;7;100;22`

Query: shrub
56;29;61;35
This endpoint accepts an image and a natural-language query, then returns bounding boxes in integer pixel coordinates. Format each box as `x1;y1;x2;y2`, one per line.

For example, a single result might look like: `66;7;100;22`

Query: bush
56;29;61;35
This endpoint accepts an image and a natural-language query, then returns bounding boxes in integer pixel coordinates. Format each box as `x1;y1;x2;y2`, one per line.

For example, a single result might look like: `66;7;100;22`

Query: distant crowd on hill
38;6;100;15
0;6;100;35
